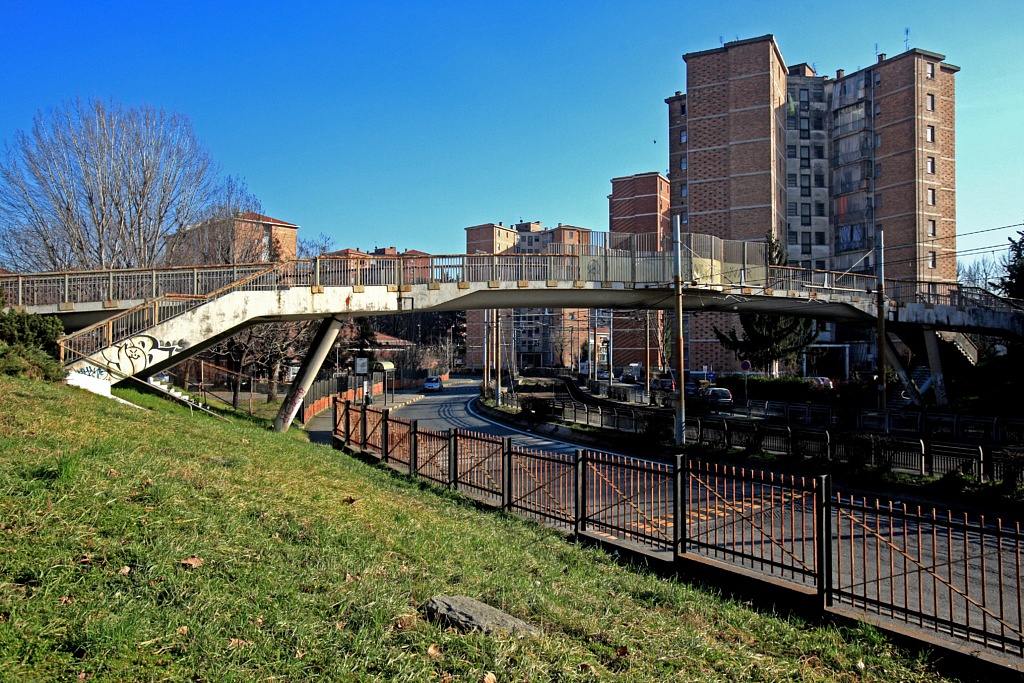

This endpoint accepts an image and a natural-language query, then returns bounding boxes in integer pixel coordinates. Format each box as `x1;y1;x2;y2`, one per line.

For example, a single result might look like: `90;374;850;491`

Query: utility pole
673;215;686;446
876;226;887;413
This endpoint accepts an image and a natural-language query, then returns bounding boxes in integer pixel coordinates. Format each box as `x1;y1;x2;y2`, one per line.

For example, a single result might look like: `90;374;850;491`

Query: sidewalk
303;387;427;445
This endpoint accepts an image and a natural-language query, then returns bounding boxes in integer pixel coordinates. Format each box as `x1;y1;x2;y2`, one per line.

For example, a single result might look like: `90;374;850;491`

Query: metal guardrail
334;400;1024;663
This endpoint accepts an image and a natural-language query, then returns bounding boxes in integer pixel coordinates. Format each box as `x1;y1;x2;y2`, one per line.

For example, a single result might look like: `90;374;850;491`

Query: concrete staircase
147;376;209;412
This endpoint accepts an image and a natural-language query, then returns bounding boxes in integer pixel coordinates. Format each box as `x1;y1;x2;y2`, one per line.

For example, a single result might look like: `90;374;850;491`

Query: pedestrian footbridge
3;240;1022;427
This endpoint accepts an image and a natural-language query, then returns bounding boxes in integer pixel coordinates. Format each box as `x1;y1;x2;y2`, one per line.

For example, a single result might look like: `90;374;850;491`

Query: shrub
0;309;64;357
0;342;66;381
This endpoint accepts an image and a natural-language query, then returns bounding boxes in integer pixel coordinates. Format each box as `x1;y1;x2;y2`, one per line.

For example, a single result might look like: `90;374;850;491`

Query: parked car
597;370;610;380
650;378;676;392
620;372;636;384
423;376;444;392
808;376;834;389
703;387;734;410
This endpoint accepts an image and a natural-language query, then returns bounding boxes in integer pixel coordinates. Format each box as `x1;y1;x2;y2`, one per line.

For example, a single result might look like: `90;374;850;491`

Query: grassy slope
0;377;958;682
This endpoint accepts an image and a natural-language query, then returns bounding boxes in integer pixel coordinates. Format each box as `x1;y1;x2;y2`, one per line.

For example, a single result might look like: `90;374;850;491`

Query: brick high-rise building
664;35;959;374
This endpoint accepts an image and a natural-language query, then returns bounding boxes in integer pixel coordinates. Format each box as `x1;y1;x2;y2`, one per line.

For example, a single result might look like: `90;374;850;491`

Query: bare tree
958;253;1003;292
0;98;217;272
164;175;266;266
297;232;337;258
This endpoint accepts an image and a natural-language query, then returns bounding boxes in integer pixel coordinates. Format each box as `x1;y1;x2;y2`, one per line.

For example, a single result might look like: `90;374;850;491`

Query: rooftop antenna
874;43;879;57
719;35;724;46
904;28;910;51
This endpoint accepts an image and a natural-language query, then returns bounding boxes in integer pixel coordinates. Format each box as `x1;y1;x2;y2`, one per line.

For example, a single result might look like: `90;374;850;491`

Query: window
875;163;882;179
787;202;798;216
680;185;688;197
927;187;937;205
815;231;826;246
928;251;937;269
681;211;688;224
813;145;824;159
874;103;881;118
787;173;797;187
815;202;825;217
787;116;798;130
800;117;810;139
874;133;882;149
788;231;798;245
680;129;687;143
801;203;812;226
812;113;824;131
926;93;935;111
926;125;935;142
801;232;812;255
680;157;687;170
800;174;811;197
787;144;797;159
926;62;935;79
799;89;809;111
814;173;825;188
813;86;824;102
680;103;687;116
800;146;810;168
874;73;881;87
801;260;812;269
928;219;937;237
926;156;935;174
874;193;883;210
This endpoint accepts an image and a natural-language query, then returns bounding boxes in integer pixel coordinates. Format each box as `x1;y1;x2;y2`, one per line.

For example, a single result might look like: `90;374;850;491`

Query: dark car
704;387;733;410
620;372;636;384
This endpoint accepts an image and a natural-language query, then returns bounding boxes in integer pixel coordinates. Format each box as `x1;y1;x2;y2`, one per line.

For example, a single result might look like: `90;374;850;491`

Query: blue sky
2;0;1022;262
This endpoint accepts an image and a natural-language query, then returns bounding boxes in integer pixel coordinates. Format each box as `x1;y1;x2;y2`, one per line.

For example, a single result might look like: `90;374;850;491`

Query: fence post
978;444;987;484
448;428;459;489
501;436;513;512
381;409;391;463
343;400;351;448
409;419;418;476
920;438;928;477
674;454;687;559
824;430;832;461
574;449;587;537
816;474;834;610
360;404;368;451
786;426;794;458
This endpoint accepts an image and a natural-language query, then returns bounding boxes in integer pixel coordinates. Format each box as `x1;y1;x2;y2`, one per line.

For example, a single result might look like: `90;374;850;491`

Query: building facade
664;35;959;373
463;222;592;372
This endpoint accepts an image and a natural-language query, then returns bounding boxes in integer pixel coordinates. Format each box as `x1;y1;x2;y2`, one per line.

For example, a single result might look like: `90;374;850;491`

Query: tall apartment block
664;35;959;372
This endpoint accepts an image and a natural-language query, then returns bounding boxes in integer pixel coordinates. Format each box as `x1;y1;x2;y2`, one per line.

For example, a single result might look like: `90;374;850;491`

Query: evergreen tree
713;231;818;373
996;230;1024;300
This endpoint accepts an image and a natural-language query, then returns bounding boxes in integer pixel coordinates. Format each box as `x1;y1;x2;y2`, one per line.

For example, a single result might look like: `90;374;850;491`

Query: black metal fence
334;399;1024;665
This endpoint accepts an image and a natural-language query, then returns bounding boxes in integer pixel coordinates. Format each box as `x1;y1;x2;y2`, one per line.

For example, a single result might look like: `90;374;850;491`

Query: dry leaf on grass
175;626;189;636
395;614;418;630
427;643;443;660
118;566;131;575
343;496;356;505
180;556;204;569
483;672;497;683
228;638;253;648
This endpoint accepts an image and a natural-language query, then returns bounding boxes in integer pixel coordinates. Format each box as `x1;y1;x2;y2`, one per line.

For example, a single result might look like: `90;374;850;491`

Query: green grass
0;376;972;681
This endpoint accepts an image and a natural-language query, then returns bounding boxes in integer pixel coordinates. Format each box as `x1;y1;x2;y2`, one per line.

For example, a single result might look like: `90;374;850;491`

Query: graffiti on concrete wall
98;335;183;376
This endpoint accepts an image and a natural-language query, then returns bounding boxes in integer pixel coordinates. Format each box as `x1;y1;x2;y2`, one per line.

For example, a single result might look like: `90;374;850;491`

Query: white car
423;376;444;392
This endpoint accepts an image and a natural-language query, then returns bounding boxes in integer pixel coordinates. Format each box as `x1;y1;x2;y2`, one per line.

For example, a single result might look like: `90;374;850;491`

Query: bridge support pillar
922;326;949;407
273;316;344;433
884;334;922;407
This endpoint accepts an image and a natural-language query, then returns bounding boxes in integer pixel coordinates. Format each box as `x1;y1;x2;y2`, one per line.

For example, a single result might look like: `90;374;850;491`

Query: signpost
740;359;751;402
